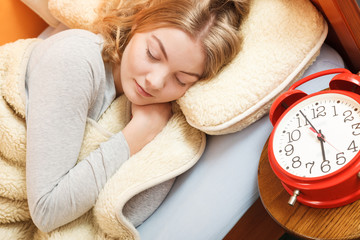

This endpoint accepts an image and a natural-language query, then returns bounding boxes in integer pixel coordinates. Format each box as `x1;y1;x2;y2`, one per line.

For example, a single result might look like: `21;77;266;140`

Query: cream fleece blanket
0;38;206;239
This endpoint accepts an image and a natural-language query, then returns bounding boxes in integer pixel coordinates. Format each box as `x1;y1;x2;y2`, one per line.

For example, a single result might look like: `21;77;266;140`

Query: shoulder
31;29;105;67
47;29;103;48
45;29;103;47
27;29;108;93
28;29;107;87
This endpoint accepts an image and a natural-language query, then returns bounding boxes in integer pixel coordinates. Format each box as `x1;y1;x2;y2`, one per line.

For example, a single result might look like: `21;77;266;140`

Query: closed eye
175;76;186;86
146;48;159;61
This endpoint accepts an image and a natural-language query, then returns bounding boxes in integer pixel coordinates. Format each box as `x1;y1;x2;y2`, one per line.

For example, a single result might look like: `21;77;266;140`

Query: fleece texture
178;0;327;134
47;0;328;135
0;38;205;239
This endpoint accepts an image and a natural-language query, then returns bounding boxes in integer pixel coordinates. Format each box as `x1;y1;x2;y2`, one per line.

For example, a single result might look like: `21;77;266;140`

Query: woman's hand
122;102;172;155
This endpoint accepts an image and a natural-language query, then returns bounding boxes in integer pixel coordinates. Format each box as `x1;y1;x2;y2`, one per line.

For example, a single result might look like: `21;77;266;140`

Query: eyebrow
152;34;202;79
152;35;168;61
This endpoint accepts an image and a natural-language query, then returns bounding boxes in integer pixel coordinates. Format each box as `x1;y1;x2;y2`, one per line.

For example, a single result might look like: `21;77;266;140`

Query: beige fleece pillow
178;0;327;134
46;0;327;135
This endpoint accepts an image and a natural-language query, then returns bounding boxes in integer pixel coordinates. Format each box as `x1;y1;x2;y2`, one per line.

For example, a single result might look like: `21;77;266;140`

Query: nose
145;68;168;90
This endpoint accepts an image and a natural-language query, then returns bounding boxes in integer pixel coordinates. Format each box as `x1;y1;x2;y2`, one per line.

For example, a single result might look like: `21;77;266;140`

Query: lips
135;81;153;97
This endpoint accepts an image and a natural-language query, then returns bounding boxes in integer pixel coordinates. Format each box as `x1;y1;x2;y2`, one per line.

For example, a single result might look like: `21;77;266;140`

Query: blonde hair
93;0;250;80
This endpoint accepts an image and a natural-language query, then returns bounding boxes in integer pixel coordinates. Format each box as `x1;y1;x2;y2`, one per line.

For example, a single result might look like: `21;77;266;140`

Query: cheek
121;42;149;80
164;85;189;101
121;48;136;78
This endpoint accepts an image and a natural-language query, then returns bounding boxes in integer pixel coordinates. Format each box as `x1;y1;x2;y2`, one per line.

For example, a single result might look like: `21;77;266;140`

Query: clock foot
288;189;300;206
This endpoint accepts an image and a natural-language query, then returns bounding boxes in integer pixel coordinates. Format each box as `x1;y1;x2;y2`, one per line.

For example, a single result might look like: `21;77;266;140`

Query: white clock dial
273;92;360;178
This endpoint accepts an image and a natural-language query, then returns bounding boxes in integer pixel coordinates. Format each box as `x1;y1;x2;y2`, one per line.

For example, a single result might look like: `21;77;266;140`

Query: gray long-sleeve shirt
25;29;171;232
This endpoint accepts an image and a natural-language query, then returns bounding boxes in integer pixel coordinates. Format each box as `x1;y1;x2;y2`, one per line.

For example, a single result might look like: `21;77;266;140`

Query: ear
269;90;307;126
329;73;360;95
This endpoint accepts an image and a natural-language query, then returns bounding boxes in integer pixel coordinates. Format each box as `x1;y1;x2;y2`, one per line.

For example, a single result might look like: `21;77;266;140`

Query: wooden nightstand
258;140;360;239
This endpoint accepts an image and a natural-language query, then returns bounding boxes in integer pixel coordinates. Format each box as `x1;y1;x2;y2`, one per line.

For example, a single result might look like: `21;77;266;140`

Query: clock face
273;92;360;178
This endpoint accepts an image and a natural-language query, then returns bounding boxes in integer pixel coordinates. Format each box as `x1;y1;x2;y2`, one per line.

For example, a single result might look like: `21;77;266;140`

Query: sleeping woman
25;0;250;232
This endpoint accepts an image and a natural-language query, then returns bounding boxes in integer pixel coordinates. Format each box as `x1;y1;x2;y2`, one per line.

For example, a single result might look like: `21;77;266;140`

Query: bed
1;0;350;239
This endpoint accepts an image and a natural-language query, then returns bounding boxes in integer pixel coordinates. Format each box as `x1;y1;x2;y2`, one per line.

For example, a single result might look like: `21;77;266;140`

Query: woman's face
119;27;205;105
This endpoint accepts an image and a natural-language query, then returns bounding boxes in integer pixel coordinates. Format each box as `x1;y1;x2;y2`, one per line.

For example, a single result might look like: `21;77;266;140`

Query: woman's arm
26;31;129;232
26;30;172;233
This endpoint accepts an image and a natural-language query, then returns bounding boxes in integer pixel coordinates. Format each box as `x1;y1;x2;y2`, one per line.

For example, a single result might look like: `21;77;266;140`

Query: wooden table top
258;139;360;240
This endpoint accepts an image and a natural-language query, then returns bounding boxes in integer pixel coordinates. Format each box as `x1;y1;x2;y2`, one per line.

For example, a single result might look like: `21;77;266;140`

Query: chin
125;92;149;105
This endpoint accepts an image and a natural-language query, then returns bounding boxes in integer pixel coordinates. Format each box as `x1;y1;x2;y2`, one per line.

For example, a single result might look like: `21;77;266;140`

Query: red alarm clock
268;68;360;208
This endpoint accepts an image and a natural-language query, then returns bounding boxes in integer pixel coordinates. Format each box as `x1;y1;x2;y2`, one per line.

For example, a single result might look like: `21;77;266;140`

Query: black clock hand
299;110;319;134
300;110;341;153
309;127;341;152
318;130;327;162
299;110;333;147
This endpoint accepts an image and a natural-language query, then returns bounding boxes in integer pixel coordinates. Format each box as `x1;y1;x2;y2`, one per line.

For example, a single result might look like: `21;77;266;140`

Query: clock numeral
305;161;315;175
332;105;339;117
284;144;294;156
352;123;360;136
343;110;354;123
296;116;309;128
347;140;359;153
311;105;326;119
336;152;346;165
296;117;301;128
287;129;301;143
321;160;331;173
292;156;301;169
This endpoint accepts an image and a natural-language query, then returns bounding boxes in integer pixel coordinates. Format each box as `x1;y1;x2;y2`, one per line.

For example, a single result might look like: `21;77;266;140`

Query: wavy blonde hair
92;0;250;80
